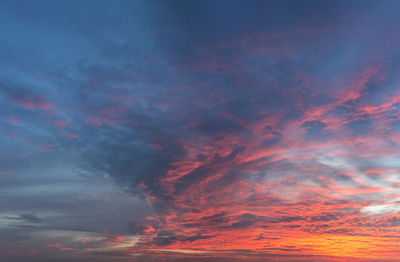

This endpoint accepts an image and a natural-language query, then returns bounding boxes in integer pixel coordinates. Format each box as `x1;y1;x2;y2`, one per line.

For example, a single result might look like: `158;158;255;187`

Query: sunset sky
2;1;400;261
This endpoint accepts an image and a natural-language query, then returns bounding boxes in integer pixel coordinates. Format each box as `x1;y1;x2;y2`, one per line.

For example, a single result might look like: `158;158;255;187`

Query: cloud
3;1;400;261
3;214;41;223
1;86;54;111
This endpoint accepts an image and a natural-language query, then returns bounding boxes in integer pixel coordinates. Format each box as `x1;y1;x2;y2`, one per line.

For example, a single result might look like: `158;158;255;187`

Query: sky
2;0;400;261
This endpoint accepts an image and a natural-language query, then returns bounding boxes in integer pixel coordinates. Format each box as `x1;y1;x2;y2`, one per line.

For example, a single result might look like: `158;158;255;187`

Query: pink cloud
46;243;74;251
9;116;19;123
67;133;78;139
54;120;67;128
0;171;13;175
12;95;54;111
